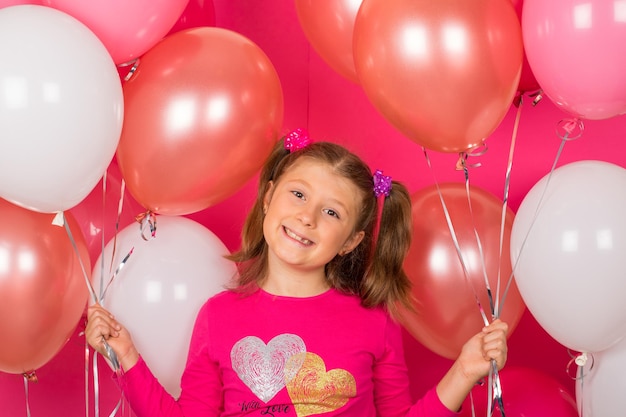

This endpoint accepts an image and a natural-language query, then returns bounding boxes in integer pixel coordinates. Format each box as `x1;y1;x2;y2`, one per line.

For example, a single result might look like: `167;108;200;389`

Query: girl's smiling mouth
284;226;313;245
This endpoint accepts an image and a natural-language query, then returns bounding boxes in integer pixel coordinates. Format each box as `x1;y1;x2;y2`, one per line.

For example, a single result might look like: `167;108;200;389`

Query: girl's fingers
85;305;122;353
482;319;509;334
476;320;508;368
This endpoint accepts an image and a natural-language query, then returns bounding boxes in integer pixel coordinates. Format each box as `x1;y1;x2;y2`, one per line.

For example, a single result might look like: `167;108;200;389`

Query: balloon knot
23;370;38;383
575;352;588;367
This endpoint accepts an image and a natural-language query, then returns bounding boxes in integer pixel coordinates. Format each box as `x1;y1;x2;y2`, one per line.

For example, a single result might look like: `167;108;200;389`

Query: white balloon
92;216;236;398
576;338;626;417
0;5;123;213
510;160;626;353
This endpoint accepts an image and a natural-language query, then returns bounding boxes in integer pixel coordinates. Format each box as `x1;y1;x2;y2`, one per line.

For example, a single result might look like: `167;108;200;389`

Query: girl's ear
340;230;365;256
263;181;275;213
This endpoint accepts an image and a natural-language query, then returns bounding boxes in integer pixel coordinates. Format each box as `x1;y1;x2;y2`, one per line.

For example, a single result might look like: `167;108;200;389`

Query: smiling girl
86;129;508;417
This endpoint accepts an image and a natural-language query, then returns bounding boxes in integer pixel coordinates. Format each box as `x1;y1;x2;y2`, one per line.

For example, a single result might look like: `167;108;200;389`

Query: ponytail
359;180;414;319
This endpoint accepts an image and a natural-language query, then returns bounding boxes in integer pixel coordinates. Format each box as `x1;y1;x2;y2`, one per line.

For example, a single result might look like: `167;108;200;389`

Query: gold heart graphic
285;352;356;417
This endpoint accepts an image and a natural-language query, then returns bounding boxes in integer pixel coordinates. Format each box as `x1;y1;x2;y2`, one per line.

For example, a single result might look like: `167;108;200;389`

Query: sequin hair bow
284;128;311;152
373;169;392;197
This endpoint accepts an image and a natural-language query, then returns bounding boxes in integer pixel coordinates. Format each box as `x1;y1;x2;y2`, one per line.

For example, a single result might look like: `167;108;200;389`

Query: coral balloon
399;183;525;359
0;200;90;374
511;161;626;353
460;366;578;417
92;216;236;397
43;0;189;65
166;0;215;35
69;160;144;265
353;0;522;153
117;27;284;216
523;0;626;120
0;5;123;213
295;0;361;83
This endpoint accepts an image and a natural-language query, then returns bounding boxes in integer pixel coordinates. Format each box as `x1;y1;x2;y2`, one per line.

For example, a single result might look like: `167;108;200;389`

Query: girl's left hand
457;319;509;382
435;319;509;412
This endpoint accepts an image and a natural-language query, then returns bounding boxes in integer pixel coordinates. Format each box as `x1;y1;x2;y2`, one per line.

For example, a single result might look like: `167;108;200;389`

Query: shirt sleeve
117;302;223;417
372;315;458;417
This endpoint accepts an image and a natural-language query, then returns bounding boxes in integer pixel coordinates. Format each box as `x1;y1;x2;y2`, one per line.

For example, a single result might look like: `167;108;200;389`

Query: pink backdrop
1;0;624;415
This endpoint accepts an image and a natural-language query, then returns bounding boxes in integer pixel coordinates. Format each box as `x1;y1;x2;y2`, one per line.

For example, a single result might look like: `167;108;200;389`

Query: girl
86;130;508;417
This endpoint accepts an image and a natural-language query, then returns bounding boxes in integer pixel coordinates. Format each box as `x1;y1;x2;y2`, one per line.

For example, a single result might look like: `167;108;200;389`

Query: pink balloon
523;0;626;119
0;0;41;5
166;0;215;35
460;366;578;417
42;0;189;65
295;0;361;83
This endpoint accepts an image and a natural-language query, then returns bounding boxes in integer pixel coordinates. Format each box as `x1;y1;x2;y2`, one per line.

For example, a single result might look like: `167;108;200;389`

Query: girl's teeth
286;228;311;244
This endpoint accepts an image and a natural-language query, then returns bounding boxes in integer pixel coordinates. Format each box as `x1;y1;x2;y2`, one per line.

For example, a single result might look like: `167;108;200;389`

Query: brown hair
227;138;413;317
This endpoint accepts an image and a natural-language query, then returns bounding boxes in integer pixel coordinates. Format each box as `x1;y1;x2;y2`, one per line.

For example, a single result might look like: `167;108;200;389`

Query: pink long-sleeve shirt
120;288;457;417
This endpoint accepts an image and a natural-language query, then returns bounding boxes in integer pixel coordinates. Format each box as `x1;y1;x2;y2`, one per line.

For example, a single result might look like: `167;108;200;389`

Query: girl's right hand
85;304;140;371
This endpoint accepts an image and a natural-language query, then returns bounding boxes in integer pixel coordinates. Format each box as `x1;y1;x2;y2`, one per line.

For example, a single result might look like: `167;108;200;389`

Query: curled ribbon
513;89;543;108
119;58;139;82
567;350;594;380
135;210;157;241
456;143;488;171
556;118;584;141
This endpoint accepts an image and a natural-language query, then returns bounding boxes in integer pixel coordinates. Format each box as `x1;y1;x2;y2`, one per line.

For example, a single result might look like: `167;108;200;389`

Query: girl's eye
324;208;340;219
291;190;304;199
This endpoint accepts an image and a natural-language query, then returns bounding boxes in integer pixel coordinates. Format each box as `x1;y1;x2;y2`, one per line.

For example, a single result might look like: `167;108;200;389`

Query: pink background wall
1;0;625;415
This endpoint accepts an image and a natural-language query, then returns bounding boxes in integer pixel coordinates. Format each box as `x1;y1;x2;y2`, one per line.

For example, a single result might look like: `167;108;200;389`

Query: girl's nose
296;205;316;227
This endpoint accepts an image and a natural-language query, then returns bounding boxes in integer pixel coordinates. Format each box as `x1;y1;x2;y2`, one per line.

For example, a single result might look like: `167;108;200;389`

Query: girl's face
262;158;365;277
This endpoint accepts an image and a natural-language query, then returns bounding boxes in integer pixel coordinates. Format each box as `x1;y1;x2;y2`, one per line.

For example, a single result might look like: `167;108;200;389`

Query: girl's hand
457;319;509;382
85;304;140;371
436;319;509;412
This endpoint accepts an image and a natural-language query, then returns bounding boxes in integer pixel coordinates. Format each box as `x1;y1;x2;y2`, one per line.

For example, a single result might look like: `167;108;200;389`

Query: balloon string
455;152;506;417
458;156;495;320
489;361;505;417
578;365;585;417
99;170;107;304
485;98;528;417
93;351;99;417
95;166;135;303
421;148;490;325
566;350;594;417
56;213;121;373
23;373;33;417
90;314;125;417
111;177;127;274
100;248;134;303
97;168;134;303
85;333;90;417
500;118;584;311
493;98;524;318
90;173;134;416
